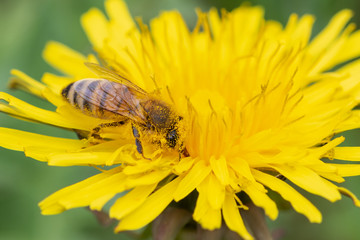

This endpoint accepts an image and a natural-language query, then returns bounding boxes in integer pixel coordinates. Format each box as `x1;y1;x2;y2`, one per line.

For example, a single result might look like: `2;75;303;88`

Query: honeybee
62;63;187;158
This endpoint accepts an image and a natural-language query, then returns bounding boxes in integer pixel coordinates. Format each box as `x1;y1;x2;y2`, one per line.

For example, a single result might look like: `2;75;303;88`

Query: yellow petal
307;9;352;58
48;152;112;166
81;8;108;49
43;41;92;77
310;23;355;74
334;147;360;161
286;14;314;45
149;10;192;80
60;172;128;210
210;155;230;185
228;157;256;182
105;0;134;31
173;160;211;201
173;157;195;175
338;187;360;207
39;167;124;214
0;92;91;130
198;206;222;230
23;146;57;162
125;169;171;187
273;165;341;202
243;182;278;220
311;137;344;157
115;177;181;231
41;73;73;95
334;110;360;132
206;173;225;210
252;169;322;223
51;173;127;213
208;8;221;39
317;172;344;183
334;29;360;65
0;127;84;153
329;163;360;177
105;144;135;166
90;193;116;211
122;161;154;175
193;186;208;221
9;69;46;98
193;187;222;230
110;184;157;219
55;104;105;130
223;193;253;240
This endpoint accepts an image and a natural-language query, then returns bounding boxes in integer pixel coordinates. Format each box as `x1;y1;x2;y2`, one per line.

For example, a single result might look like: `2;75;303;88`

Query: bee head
165;116;185;151
166;128;178;148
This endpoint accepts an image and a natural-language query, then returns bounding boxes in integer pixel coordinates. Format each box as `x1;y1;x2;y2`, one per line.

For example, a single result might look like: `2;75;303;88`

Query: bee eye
166;129;178;148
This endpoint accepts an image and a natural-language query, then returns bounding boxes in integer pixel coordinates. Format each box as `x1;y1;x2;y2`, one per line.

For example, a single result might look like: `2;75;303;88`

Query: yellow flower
2;0;360;239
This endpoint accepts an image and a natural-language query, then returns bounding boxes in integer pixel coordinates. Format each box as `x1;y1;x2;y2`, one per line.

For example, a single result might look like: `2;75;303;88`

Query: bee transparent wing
75;79;147;124
85;62;148;95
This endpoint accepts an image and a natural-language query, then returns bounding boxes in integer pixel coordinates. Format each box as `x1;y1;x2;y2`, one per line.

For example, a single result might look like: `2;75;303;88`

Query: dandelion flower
3;0;360;239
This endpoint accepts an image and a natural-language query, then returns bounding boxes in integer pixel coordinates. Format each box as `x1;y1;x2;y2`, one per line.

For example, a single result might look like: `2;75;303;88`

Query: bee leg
182;147;190;157
179;144;190;160
177;147;189;160
91;121;126;139
135;138;146;158
132;125;151;160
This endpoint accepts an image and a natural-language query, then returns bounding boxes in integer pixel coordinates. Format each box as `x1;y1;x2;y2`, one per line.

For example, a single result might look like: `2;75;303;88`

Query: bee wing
76;79;147;124
85;62;148;95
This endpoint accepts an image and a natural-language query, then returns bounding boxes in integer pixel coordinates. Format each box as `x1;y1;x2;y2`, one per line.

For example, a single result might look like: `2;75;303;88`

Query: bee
61;63;187;158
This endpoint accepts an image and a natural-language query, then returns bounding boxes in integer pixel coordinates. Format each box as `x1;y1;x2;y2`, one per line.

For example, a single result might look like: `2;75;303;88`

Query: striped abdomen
62;78;143;120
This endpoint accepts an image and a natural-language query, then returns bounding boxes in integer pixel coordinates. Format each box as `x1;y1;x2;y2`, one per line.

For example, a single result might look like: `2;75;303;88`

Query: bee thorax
142;99;174;129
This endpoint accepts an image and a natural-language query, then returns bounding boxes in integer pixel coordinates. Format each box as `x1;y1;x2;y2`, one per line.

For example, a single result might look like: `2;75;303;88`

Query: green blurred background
1;0;360;239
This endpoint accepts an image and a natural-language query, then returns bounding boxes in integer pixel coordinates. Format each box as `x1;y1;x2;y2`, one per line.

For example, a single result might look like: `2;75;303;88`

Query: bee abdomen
62;79;128;120
62;79;103;116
